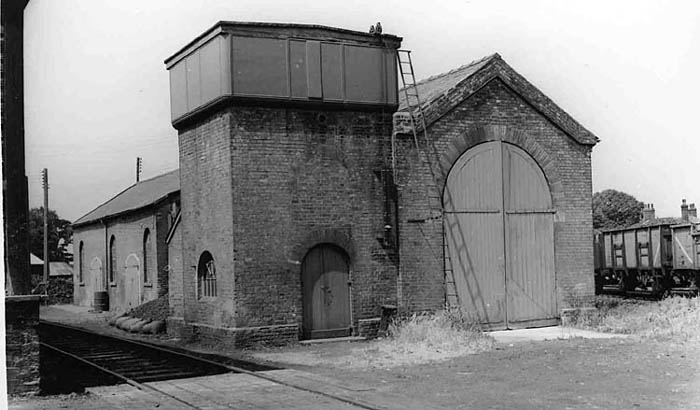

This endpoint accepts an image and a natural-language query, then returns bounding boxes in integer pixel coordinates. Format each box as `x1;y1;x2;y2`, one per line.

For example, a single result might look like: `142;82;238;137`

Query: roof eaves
72;191;177;229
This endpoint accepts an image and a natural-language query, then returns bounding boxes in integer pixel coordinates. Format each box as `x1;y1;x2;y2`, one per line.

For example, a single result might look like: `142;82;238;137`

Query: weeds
370;307;495;366
569;295;700;343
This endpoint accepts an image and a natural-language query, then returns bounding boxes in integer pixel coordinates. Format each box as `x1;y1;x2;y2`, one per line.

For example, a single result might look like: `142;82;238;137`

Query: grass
253;310;495;370
569;295;700;342
374;308;495;365
252;308;495;369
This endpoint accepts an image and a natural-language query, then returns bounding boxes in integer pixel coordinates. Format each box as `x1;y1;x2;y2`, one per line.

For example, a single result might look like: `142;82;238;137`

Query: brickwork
178;112;236;329
169;318;299;348
357;318;381;339
167;218;184;319
5;295;41;395
397;78;595;313
174;107;398;342
73;197;178;312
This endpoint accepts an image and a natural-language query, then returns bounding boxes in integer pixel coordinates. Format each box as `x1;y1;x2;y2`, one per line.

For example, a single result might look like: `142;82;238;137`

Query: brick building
165;22;401;345
164;22;598;344
396;54;599;329
72;170;180;312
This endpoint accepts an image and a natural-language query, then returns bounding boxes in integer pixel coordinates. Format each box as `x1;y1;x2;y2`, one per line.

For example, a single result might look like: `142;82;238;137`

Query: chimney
690;203;697;219
681;199;689;221
642;203;655;221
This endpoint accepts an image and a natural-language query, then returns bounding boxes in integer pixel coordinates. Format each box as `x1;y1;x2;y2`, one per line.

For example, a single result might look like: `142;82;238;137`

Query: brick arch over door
436;125;564;206
291;228;356;266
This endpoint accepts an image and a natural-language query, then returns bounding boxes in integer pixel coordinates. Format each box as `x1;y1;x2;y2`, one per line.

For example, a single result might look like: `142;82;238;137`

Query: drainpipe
102;219;108;291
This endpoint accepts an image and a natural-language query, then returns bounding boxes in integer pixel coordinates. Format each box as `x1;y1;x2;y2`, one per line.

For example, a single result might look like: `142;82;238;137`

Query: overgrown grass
570;295;700;342
252;308;495;369
362;308;495;367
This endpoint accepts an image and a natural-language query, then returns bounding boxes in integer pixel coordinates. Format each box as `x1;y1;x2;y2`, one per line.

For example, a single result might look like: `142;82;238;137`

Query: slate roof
73;169;180;227
398;53;599;146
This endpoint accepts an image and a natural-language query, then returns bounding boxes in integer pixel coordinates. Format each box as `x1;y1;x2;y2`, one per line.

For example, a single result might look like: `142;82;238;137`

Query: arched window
109;235;117;283
143;229;151;283
78;241;84;283
197;251;217;299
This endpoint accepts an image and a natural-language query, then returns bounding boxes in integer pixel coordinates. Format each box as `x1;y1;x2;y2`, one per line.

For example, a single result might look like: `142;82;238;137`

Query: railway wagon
594;207;700;297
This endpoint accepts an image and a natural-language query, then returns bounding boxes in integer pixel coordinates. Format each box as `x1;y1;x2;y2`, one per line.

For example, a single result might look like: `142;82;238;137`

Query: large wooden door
444;141;556;329
302;244;351;339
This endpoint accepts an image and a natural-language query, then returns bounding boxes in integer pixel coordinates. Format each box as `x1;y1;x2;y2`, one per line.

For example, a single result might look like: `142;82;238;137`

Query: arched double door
444;141;557;329
301;244;351;339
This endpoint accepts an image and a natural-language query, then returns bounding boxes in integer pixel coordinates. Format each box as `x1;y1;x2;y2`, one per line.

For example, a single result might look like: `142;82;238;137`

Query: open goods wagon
594;212;700;297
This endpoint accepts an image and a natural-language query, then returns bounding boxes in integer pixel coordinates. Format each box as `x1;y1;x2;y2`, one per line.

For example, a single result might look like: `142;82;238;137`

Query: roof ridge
411;53;501;88
136;168;179;185
73;168;180;225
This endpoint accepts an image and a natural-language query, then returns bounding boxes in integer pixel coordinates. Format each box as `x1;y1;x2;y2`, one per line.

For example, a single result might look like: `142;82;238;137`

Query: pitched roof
398;53;599;146
73;169;180;227
30;253;43;265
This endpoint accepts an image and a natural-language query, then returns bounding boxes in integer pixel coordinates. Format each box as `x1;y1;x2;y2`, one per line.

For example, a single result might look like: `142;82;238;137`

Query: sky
22;0;700;222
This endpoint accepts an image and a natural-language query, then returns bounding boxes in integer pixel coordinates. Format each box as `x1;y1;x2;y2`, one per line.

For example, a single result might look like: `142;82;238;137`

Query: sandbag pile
109;313;166;334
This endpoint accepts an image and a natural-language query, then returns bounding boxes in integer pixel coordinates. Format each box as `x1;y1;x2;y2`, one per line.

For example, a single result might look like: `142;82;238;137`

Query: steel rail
40;320;383;410
40;341;200;409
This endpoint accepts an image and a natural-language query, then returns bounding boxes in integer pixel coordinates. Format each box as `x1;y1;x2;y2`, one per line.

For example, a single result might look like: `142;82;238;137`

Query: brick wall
168;218;184;319
5;295;40;395
175;106;398;340
73;198;178;312
397;78;594;313
178;111;236;329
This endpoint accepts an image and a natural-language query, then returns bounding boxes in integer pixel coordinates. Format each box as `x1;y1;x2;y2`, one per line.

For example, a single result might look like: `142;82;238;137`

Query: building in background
72;170;180;312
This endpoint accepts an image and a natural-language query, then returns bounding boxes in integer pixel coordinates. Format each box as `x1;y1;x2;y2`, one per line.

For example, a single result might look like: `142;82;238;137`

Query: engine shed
394;54;599;329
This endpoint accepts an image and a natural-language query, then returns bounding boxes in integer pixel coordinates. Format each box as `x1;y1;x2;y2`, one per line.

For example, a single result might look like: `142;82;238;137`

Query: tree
28;207;72;262
592;189;644;230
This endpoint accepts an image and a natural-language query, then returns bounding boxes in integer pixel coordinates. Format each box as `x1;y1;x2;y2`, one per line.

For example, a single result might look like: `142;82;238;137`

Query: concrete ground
488;326;628;343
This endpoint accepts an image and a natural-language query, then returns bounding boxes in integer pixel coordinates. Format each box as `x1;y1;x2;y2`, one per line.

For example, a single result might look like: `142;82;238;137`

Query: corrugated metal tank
165;22;402;124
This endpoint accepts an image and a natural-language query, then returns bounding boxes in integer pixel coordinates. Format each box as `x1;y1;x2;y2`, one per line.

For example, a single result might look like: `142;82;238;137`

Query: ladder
395;50;460;307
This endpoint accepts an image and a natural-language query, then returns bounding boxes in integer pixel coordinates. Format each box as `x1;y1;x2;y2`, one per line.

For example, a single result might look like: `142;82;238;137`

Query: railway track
39;321;380;409
40;321;231;384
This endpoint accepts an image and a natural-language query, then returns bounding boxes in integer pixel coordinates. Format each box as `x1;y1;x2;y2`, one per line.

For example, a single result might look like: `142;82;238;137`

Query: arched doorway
124;254;141;309
444;141;557;329
89;257;103;295
301;244;351;339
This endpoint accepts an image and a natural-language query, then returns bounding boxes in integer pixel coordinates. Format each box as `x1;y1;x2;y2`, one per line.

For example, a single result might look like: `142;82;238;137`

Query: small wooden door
444;141;556;329
301;244;351;339
89;257;103;300
124;254;141;309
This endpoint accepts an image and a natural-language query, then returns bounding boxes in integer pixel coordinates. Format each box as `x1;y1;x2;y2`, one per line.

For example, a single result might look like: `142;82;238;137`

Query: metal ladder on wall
394;50;460;307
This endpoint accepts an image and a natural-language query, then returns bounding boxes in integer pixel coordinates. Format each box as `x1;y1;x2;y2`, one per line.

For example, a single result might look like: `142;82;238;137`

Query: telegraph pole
136;157;142;182
42;168;49;286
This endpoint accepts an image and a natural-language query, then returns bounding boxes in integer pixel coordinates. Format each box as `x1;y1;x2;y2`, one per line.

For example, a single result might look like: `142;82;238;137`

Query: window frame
78;241;85;285
143;228;151;286
109;235;117;286
197;251;217;300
